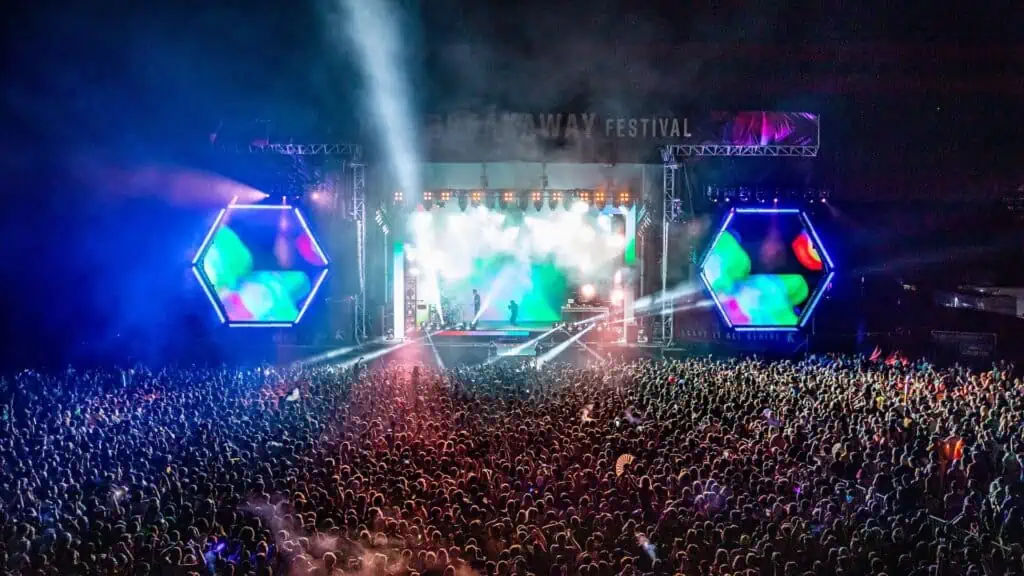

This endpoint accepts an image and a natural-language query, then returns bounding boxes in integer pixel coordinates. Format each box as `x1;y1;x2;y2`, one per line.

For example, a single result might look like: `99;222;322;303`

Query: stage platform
431;321;553;338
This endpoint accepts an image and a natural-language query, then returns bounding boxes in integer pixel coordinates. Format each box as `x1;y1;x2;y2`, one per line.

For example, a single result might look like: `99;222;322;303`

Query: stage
430;320;553;338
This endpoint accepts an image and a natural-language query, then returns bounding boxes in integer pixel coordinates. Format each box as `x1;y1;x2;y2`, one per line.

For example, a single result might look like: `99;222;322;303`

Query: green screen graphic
405;203;633;323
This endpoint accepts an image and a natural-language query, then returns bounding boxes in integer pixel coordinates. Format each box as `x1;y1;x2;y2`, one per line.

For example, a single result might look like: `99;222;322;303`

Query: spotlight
422;190;433;210
470;190;483;207
532;190;543;211
393;191;404;204
580;283;596;301
500;190;515;210
549;190;562;211
578;189;593;206
594;188;607;209
439;189;452;207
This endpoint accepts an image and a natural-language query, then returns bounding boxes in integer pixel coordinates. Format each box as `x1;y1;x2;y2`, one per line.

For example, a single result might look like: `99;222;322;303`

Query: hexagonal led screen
699;208;833;330
193;204;329;326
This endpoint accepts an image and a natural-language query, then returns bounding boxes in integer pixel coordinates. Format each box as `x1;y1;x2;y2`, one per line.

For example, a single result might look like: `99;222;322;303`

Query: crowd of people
1;352;1023;575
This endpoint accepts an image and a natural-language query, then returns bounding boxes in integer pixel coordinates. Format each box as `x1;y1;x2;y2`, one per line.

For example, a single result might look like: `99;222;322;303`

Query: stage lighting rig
500;190;515;209
517;190;530;211
549;190;563;210
470;190;484;207
457;190;469;212
392;191;404;205
577;189;593;206
374;209;391;235
594;188;607;209
438;189;452;207
532;190;543;211
562;191;573;211
422;190;433;210
706;186;831;206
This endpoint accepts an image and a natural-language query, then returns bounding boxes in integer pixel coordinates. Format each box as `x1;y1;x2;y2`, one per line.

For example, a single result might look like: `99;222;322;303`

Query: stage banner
422;110;819;163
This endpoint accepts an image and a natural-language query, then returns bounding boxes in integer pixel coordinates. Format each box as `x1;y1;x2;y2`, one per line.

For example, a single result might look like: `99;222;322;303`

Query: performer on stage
508;300;519;326
472;289;481;318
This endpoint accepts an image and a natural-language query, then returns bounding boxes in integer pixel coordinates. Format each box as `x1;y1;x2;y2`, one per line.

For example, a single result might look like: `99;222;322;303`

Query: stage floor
432;320;553;338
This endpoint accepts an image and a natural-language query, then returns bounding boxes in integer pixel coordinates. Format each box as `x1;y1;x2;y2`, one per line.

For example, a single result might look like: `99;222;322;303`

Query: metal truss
663;144;818;158
231;142;363;159
656;151;684;346
350;162;367;343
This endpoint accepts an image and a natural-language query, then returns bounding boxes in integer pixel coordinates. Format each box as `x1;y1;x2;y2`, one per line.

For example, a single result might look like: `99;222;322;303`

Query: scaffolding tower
656;143;818;346
217;137;364;336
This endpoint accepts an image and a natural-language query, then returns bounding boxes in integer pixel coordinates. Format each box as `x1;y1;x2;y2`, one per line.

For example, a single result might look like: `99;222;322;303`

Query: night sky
0;0;1022;365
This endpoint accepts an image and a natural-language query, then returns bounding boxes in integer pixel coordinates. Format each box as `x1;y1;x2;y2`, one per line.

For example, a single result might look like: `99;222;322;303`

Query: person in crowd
0;354;1022;576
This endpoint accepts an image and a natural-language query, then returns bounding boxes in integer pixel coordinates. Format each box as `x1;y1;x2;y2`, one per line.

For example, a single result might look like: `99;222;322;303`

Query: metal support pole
383;231;391;306
658;148;679;346
351;162;367;342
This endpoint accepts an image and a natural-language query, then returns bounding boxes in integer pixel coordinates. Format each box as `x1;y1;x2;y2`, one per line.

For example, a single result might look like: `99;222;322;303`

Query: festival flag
869;346;882;362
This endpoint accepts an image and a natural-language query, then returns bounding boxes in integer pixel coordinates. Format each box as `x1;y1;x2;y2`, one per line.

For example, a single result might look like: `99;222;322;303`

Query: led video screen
405;203;634;324
194;205;328;325
700;208;832;329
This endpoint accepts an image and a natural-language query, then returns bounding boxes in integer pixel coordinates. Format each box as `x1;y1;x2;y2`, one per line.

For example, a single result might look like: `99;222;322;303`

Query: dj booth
561;305;609;324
